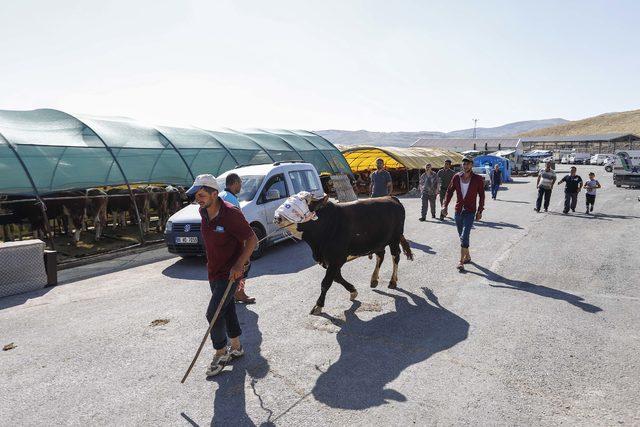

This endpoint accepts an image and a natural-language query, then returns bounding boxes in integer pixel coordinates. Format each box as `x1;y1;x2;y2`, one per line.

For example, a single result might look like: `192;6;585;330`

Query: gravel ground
1;165;639;426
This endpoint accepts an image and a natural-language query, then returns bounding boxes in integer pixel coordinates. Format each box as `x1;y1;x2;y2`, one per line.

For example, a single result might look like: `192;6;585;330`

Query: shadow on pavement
312;287;469;410
408;240;436;255
496;199;531;204
474;221;523;230
162;240;316;281
0;287;54;311
431;220;523;230
205;305;271;426
465;263;602;313
546;211;640;221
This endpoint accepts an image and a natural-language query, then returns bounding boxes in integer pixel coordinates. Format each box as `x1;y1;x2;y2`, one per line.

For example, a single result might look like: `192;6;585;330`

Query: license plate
175;236;198;244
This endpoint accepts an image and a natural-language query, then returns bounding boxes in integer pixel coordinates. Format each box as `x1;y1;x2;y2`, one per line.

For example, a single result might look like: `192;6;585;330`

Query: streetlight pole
472;118;479;139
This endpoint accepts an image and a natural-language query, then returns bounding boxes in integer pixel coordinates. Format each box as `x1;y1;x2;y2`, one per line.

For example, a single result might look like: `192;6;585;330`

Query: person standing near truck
584;172;601;214
419;163;439;221
370;158;393;197
558;166;583;214
437;159;456;220
535;162;556;212
220;173;256;304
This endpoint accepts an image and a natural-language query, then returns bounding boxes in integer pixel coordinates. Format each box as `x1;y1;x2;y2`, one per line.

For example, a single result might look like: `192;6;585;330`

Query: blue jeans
454;210;475;248
491;183;500;199
207;279;242;350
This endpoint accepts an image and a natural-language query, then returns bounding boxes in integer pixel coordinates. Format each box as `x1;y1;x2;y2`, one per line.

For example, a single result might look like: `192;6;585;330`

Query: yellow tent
341;145;464;173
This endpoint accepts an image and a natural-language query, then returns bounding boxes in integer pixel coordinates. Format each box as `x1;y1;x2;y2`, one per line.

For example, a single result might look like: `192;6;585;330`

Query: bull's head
273;191;328;239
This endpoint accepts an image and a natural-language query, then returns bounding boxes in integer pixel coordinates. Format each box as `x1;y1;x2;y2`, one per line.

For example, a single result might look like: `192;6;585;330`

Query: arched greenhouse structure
0;109;352;195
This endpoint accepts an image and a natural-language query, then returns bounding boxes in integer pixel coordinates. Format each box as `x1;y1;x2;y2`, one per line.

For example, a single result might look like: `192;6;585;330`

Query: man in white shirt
535;162;556;212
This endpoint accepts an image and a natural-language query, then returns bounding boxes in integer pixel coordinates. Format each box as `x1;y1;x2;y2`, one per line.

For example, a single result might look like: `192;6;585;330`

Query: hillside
520;109;640;137
317;118;567;147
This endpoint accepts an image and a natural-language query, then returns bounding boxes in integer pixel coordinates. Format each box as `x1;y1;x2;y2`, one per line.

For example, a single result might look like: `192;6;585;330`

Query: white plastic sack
274;191;318;224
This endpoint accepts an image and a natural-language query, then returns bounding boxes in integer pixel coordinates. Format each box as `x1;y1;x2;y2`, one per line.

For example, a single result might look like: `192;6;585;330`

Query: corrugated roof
520;133;640;143
412;138;521;150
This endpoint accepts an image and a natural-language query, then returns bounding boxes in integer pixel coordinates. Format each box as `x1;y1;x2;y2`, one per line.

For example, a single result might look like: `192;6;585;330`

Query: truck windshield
236;175;265;202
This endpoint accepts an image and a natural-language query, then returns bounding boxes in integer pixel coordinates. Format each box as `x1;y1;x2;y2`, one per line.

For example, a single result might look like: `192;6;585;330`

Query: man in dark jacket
490;164;502;200
442;158;485;270
557;167;583;214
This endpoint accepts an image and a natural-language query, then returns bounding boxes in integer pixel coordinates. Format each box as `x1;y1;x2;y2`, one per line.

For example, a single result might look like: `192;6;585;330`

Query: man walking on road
437;159;455;220
186;174;258;377
584;172;602;214
419;163;438;221
535;162;556;212
442;157;485;271
558;166;583;214
370;158;393;197
490;164;502;200
220;173;256;304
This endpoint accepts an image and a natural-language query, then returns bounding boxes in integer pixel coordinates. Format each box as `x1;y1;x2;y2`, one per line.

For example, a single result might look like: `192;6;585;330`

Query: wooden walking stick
181;279;235;383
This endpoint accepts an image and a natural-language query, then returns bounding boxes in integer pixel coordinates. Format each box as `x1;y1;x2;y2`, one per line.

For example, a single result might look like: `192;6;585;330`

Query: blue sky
1;0;639;131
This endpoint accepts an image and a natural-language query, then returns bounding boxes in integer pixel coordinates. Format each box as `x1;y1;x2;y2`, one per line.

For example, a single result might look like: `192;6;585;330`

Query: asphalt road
2;165;639;426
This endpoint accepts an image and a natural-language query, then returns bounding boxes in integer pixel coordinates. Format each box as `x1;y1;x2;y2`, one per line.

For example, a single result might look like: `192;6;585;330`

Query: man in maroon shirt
442;158;485;270
186;174;258;377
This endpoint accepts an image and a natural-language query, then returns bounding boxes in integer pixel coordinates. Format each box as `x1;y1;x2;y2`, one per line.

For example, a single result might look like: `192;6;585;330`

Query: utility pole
472;118;479;139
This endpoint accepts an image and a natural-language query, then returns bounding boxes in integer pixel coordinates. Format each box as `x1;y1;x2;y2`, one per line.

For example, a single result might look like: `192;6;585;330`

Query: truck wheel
616;184;621;188
251;224;266;260
605;165;612;173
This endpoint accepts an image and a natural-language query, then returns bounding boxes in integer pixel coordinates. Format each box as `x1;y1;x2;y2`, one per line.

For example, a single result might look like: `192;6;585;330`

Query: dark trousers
564;191;578;213
207;279;242;350
586;194;596;209
439;189;447;206
491;183;500;199
421;194;437;218
454;210;475;248
536;187;552;210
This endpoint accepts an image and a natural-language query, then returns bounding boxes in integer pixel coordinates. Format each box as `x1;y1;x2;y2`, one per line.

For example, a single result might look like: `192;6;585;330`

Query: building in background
521;133;640;154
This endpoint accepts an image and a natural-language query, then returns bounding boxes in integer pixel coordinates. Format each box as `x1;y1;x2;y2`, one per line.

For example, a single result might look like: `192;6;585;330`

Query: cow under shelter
340;145;464;195
0;108;352;259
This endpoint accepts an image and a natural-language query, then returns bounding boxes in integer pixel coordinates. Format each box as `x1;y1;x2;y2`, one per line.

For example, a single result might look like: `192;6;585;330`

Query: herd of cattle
0;185;188;245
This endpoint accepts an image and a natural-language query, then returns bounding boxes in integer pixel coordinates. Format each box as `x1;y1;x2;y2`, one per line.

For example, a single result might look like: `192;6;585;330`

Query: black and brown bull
275;194;413;315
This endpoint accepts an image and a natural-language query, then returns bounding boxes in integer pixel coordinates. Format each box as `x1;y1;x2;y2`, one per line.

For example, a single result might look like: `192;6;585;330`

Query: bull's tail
399;235;414;261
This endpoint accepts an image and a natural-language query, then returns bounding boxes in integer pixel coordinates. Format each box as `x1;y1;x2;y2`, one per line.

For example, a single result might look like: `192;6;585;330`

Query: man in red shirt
442;158;485;270
186;174;258;377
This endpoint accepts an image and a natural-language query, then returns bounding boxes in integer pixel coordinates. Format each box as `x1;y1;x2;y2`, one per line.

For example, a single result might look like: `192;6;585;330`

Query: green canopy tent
0;109;351;195
0;108;352;245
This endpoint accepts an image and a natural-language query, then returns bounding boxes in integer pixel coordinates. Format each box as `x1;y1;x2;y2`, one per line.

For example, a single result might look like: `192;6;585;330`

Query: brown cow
107;188;150;232
86;188;108;240
145;185;169;232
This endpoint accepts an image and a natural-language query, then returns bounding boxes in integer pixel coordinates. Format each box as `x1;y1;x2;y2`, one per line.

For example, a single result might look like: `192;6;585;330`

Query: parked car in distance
569;153;591;165
164;161;325;259
472;167;491;190
560;155;570;164
589;153;614;165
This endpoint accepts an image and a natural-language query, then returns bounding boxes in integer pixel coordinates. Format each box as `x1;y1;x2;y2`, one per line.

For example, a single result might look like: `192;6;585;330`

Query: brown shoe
234;289;256;304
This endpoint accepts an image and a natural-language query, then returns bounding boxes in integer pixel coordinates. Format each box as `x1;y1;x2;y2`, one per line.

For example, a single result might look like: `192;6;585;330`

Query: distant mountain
317;118;568;147
519;109;640;137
